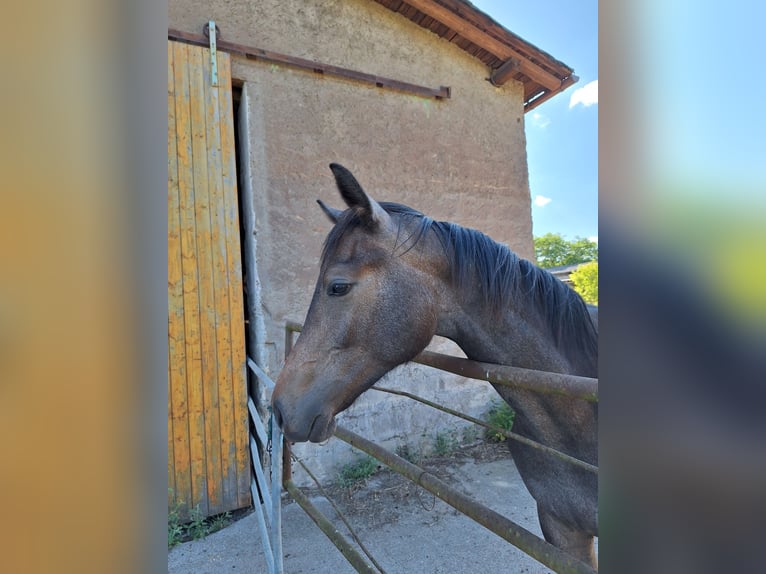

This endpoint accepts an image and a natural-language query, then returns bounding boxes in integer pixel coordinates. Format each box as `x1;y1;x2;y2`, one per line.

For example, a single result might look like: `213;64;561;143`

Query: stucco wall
171;0;533;484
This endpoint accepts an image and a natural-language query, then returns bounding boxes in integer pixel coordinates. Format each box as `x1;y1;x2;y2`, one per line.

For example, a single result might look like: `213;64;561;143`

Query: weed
461;426;479;444
338;456;378;487
168;504;185;548
187;505;208;540
433;431;459;456
395;444;421;464
485;400;515;442
209;511;232;532
167;492;234;548
168;491;185;548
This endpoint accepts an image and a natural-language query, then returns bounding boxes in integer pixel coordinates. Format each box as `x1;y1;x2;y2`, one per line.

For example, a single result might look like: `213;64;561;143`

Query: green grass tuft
168;490;233;548
338;456;379;487
485;400;516;442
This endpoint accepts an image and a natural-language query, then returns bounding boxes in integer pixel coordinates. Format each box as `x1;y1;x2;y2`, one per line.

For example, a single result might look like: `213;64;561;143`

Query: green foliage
168;503;184;548
395;444;422;464
484;401;516;442
461;425;479;445
570;260;598;305
433;432;459;456
338;456;379;487
187;505;208;540
209;511;233;532
167;492;233;548
534;233;598;269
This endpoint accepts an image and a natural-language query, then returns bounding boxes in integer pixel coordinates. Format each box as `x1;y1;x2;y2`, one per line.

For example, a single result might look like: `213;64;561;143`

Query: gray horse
273;164;598;568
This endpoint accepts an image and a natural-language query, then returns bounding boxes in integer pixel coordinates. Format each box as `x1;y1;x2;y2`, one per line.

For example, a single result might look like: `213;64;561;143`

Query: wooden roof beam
403;0;563;91
489;57;519;87
524;74;579;112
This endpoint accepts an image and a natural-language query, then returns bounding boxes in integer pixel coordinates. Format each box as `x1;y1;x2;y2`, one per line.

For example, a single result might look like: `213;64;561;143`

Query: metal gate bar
334;425;597;574
413;350;598;402
282;324;598;402
284;480;380;574
372;386;598;474
247;357;284;574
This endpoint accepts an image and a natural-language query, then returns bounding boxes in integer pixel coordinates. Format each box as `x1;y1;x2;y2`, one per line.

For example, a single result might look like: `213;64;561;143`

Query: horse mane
322;202;598;366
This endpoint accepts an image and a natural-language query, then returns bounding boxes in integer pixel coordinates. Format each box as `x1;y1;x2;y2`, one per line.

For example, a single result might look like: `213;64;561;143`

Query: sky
471;1;598;242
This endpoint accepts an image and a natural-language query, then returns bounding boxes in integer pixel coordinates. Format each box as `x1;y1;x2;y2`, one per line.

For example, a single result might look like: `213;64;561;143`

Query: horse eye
327;282;352;297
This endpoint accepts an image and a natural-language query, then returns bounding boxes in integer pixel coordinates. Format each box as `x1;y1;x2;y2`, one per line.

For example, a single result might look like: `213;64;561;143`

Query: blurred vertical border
0;1;167;573
1;1;764;573
601;1;766;572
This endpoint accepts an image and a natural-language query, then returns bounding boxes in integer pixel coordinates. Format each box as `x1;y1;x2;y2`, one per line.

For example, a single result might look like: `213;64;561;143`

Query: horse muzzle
272;394;337;443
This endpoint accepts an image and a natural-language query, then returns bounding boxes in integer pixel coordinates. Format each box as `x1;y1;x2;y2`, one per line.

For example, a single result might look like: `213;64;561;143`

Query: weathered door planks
168;39;249;519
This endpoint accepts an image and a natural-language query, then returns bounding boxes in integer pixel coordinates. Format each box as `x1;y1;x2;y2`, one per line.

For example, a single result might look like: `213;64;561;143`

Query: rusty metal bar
413;350;598;402
284;480;380;574
280;324;597;401
282;323;304;485
373;386;597;474
168;29;451;100
282;441;293;485
292;455;388;574
334;426;596;574
285;321;302;356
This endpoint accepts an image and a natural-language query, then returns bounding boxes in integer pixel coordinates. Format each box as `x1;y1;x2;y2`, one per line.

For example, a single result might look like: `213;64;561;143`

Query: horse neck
436;289;577;374
423;236;587;375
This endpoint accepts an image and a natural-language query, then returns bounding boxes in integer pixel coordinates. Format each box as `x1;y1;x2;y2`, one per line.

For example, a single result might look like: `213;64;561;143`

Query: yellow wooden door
168;39;249;518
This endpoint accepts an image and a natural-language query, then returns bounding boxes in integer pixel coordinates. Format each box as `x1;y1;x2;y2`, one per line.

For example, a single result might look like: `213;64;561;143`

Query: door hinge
204;21;219;87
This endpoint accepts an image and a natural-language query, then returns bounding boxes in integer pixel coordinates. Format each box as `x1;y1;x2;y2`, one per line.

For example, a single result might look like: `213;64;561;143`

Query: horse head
272;164;442;443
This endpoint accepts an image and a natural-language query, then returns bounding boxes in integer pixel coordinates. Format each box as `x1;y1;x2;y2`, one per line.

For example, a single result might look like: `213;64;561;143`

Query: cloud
569;80;598;108
533;195;552;207
588;236;598;243
531;112;550;128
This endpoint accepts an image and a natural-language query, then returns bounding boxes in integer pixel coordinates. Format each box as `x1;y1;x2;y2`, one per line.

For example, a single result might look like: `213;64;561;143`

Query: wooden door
168;39;249;518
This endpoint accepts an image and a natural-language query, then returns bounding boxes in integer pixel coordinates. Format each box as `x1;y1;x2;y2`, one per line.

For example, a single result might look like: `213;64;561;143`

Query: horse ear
316;199;343;224
329;163;390;228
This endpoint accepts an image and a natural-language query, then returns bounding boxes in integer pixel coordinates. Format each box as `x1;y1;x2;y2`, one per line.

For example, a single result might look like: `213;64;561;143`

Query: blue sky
471;1;598;242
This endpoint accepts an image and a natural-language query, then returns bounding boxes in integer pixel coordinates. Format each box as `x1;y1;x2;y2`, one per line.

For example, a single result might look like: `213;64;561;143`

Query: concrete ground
168;443;596;573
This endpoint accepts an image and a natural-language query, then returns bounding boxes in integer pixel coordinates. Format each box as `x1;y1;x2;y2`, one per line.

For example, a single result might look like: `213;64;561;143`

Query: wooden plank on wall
168;39;249;518
203;41;238;511
217;52;251;507
189;44;226;517
173;40;209;517
168;40;192;514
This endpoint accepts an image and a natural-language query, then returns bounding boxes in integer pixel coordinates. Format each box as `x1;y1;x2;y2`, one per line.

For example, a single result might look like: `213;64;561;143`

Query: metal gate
248;323;598;574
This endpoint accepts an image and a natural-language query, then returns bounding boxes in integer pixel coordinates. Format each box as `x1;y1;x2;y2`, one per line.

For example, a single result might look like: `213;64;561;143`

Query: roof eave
373;0;578;111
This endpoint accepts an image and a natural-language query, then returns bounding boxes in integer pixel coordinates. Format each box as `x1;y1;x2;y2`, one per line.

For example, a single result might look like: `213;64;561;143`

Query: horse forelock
319;202;597;367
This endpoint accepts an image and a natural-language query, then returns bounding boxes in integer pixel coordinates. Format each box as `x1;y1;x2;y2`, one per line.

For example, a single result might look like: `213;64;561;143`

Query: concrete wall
170;0;532;485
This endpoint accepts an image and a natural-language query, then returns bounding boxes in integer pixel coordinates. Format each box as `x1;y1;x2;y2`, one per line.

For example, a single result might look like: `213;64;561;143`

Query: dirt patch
297;440;510;529
168;439;564;574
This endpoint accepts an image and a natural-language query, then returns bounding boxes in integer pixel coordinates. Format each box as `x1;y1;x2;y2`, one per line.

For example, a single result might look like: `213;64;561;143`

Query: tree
534;233;598;269
570;260;598;305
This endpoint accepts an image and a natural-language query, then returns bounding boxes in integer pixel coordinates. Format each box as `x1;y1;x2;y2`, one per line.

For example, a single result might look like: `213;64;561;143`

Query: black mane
322;202;597;366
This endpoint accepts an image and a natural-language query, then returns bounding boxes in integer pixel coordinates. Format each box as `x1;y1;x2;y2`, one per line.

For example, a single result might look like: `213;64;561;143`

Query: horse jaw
308;413;337;443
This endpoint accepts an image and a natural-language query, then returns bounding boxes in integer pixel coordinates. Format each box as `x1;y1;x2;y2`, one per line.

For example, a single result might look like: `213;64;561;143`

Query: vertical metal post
282;323;301;483
270;415;284;573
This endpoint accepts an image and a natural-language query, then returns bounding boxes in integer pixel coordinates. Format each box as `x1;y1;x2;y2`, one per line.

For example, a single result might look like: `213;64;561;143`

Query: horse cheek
378;279;436;364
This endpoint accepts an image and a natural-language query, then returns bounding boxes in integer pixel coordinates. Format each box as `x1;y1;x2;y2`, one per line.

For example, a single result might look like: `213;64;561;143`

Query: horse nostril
272;400;284;430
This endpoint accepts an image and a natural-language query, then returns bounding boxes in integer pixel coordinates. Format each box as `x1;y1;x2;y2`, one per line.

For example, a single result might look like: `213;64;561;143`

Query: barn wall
170;0;534;484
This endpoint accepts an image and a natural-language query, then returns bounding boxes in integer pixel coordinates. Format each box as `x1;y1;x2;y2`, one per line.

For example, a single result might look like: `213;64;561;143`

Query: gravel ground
168;442;596;573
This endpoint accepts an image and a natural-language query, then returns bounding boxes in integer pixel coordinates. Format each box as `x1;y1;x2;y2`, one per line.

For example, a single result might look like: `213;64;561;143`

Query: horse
272;163;598;568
